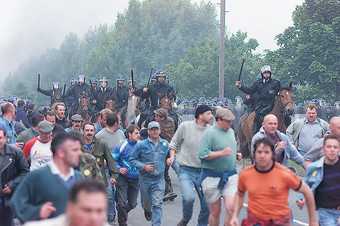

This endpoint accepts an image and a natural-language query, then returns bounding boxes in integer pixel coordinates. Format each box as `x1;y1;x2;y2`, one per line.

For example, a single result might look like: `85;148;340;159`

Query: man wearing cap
169;105;212;226
198;107;239;226
22;120;54;171
65;114;84;135
154;108;177;202
130;121;171;226
235;65;281;133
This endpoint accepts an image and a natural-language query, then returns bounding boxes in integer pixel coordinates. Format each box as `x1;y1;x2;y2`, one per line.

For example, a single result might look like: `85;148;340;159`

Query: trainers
177;219;189;226
144;209;152;221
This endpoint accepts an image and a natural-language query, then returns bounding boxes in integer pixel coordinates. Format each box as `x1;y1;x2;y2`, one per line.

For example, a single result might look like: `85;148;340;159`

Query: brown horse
238;84;294;158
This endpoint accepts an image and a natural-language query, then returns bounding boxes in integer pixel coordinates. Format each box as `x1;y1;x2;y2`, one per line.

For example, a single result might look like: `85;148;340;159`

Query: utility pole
219;0;226;98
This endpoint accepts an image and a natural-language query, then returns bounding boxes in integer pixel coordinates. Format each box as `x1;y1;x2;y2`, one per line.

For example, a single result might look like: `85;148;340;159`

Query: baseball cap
38;120;54;133
148;121;160;129
215;107;235;121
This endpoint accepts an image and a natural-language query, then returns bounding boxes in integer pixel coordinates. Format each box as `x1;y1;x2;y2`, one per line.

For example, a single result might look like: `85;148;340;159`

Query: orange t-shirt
238;163;302;220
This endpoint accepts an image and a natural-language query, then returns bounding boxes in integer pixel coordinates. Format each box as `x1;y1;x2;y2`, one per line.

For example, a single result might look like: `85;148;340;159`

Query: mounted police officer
236;65;281;133
143;71;176;110
115;78;129;111
95;77;113;111
65;74;91;108
37;81;64;105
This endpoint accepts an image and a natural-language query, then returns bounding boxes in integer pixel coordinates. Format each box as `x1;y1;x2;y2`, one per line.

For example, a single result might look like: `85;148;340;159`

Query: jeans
140;176;165;226
0;204;13;226
318;208;340;226
164;163;173;195
116;176;139;226
107;183;116;222
178;166;209;226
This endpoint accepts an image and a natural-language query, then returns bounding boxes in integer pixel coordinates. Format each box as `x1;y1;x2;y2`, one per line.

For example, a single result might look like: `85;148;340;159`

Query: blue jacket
251;127;304;166
0;116;16;144
304;157;325;194
129;138;169;179
112;140;139;179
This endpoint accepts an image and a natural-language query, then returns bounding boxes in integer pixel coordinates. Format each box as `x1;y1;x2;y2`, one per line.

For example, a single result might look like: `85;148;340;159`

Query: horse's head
278;82;294;116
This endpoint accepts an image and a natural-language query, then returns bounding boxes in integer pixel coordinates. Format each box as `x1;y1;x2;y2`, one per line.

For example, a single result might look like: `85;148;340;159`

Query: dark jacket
114;86;129;109
145;83;176;109
239;78;280;114
82;138;118;184
0;144;29;206
94;87;114;110
55;117;69;129
15;107;30;128
37;87;64;104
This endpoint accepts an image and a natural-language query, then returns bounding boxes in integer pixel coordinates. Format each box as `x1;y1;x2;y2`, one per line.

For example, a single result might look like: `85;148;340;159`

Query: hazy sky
0;0;304;78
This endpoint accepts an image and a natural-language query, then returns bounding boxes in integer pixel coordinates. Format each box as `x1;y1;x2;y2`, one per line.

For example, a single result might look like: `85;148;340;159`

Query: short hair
323;134;340;146
51;132;82;155
54;102;65;111
306;103;318;111
0;126;7;137
100;108;113;118
31;113;44;127
125;124;139;138
45;111;56;117
69;180;106;203
253;138;275;154
1;102;15;114
106;113;118;127
17;100;25;107
82;122;95;130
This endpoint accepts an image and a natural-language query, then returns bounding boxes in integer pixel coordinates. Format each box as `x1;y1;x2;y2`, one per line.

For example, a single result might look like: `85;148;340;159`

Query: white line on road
242;203;308;226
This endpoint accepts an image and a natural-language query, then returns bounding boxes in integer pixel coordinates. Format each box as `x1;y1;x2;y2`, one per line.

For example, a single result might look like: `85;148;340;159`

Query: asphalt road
128;168;309;226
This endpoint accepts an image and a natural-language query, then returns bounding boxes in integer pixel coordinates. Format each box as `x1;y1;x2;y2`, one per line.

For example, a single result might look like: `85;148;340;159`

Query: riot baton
238;59;245;81
130;69;135;88
62;83;66;97
37;73;41;90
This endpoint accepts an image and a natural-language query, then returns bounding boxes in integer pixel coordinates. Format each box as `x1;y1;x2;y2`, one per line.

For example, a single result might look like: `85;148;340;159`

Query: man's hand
236;153;243;161
143;164;154;173
2;184;12;194
235;81;241;88
16;142;24;149
230;216;240;226
110;177;117;185
39;202;56;219
304;160;312;168
296;199;305;209
166;157;174;166
119;168;128;175
222;147;233;156
275;141;286;152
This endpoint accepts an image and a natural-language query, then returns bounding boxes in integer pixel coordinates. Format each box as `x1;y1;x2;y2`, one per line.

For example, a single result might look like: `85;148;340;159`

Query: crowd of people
0;65;339;226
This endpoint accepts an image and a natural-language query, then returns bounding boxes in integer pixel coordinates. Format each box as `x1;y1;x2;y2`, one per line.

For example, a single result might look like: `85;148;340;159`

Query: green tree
265;0;340;101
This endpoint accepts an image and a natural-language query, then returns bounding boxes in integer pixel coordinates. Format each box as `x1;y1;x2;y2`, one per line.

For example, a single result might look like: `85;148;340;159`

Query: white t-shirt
30;140;52;171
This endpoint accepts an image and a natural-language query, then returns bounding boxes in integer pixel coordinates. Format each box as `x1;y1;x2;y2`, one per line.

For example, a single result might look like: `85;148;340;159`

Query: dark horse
238;83;294;158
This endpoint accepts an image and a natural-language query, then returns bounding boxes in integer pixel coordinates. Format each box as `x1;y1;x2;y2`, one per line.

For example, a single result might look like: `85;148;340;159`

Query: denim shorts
318;208;340;226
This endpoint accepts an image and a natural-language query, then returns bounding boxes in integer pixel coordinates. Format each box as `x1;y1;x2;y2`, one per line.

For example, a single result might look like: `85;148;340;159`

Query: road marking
242;203;308;226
